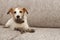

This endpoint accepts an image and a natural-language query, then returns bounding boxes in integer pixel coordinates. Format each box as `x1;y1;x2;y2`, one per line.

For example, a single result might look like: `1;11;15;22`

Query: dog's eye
19;11;22;13
14;11;16;14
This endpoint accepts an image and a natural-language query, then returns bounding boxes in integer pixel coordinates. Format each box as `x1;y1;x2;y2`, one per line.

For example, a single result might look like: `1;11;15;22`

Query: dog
4;7;35;33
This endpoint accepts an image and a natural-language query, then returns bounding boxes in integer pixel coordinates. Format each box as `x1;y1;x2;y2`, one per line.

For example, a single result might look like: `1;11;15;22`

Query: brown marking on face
16;8;28;18
7;8;28;19
19;8;28;14
7;8;28;14
7;8;13;14
22;8;28;14
7;8;16;19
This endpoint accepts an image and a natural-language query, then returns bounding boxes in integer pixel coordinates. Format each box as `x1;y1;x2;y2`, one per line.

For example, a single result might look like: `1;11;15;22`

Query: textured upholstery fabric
0;0;60;27
0;25;60;40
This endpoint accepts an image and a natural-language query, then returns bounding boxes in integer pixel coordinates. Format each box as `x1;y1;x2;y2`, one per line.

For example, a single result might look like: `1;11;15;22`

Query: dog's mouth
14;18;24;24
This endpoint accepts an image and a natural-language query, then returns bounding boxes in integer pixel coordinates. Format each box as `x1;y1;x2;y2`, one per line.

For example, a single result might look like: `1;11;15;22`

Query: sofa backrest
0;0;60;27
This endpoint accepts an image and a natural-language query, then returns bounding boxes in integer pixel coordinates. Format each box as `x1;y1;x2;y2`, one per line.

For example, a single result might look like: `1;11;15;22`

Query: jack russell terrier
4;7;35;33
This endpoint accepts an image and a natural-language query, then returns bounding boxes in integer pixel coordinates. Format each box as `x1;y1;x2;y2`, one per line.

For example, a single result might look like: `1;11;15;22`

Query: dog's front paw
26;29;35;33
14;28;26;34
3;25;10;28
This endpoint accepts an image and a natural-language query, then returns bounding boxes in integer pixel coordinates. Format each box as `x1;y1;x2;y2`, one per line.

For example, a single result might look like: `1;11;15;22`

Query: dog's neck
14;18;24;24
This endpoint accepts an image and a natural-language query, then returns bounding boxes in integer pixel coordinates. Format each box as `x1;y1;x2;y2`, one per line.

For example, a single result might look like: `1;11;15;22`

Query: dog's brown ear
22;8;28;14
7;8;13;14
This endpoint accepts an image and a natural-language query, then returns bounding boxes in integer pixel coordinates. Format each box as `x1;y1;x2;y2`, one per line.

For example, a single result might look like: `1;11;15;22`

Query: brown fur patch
7;8;14;14
22;8;28;14
7;8;16;19
19;8;28;14
7;8;28;14
7;8;28;19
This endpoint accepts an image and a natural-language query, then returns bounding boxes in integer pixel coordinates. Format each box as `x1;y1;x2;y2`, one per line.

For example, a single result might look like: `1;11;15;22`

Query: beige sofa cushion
0;0;60;27
0;25;60;40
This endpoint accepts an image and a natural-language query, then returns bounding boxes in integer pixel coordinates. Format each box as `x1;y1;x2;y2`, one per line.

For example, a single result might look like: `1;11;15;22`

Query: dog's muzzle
14;18;24;24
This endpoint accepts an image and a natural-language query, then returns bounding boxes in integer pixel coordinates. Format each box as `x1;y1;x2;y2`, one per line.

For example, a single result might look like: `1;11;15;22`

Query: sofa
0;0;60;40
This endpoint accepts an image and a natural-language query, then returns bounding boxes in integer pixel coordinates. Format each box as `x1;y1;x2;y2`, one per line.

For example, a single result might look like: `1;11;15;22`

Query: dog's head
7;8;28;23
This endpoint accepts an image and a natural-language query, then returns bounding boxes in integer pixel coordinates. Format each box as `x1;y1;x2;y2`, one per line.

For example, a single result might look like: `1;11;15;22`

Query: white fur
14;8;23;19
5;8;30;30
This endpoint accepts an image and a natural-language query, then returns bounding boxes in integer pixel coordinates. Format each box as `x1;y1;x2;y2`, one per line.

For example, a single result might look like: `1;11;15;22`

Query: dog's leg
14;26;35;33
24;24;35;33
4;19;12;28
4;22;10;28
26;28;35;33
14;27;26;34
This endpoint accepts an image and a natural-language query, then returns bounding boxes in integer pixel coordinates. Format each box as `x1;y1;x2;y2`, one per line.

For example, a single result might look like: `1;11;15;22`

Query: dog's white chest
10;18;24;27
5;18;29;30
12;22;24;28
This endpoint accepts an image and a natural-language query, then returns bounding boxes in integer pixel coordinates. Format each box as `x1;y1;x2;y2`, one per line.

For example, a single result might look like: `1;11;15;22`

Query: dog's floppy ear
7;8;13;14
22;8;28;14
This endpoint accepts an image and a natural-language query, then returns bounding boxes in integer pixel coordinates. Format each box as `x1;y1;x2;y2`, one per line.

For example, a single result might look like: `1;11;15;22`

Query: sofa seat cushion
0;25;60;40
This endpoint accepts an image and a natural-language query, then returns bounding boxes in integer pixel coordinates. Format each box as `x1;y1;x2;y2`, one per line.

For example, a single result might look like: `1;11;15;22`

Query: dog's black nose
17;15;20;18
